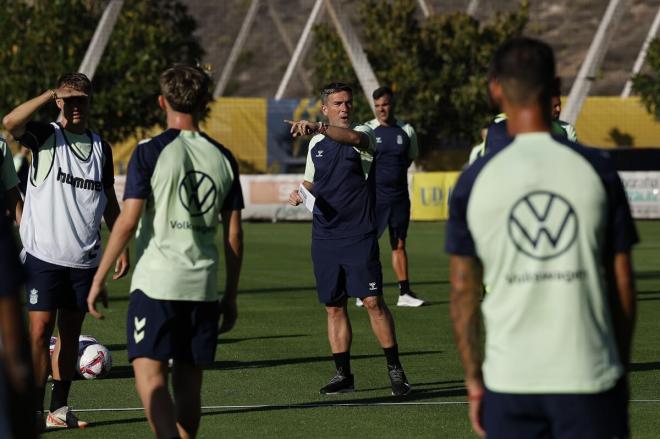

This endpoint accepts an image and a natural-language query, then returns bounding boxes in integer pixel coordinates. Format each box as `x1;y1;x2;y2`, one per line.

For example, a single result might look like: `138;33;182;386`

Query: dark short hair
372;86;394;100
549;77;562;98
490;37;556;105
159;64;211;114
57;72;92;95
321;82;352;104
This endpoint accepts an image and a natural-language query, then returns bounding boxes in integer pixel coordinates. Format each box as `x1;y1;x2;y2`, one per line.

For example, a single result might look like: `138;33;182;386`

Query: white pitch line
70;399;660;413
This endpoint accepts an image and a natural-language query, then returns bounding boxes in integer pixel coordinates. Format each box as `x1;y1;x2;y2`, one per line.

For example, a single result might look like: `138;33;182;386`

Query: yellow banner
112;97;267;175
573;97;660;148
411;172;460;220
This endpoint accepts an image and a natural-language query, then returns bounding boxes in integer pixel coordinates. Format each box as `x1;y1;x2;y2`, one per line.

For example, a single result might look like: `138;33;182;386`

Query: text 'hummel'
57;167;102;192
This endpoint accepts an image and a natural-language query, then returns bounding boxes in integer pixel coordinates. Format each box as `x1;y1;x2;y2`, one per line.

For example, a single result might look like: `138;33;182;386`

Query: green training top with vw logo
446;132;638;394
124;129;244;302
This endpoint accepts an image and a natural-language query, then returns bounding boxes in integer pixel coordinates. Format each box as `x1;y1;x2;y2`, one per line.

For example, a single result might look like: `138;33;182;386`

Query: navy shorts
375;198;411;249
483;379;629;439
311;234;383;305
23;253;95;312
126;290;220;365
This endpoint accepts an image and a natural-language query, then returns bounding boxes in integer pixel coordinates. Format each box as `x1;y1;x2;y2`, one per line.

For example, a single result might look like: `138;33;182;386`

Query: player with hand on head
287;82;411;397
2;73;129;430
361;86;424;308
88;64;244;439
447;38;637;438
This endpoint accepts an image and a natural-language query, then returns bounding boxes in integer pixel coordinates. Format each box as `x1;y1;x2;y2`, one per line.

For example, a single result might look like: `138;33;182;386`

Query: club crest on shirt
396;135;403;145
29;288;38;304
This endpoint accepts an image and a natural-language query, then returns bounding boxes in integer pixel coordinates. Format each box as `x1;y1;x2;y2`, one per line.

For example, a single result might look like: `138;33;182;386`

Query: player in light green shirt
447;38;637;438
88;65;244;439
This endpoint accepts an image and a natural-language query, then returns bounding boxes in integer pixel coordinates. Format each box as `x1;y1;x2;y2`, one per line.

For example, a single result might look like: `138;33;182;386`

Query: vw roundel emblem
507;191;578;260
178;171;217;216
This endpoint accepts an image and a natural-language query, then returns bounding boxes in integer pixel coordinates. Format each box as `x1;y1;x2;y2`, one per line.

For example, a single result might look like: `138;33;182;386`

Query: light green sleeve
401;123;418;160
0;139;19;191
304;135;323;182
353;124;376;154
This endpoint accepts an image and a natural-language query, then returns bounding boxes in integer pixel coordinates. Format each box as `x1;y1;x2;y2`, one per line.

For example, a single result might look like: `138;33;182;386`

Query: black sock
49;380;72;412
332;351;351;375
384;345;402;368
398;280;410;296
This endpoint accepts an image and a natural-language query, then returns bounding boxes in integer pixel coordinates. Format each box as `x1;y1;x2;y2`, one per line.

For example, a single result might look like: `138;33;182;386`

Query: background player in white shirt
3;73;129;429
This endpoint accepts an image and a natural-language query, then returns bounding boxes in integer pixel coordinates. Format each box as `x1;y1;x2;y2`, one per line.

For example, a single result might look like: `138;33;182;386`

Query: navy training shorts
126;290;220;365
482;378;629;439
311;233;383;305
23;252;95;312
375;198;411;249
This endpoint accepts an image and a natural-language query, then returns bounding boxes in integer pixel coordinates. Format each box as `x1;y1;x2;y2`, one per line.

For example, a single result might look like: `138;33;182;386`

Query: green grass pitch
46;221;660;438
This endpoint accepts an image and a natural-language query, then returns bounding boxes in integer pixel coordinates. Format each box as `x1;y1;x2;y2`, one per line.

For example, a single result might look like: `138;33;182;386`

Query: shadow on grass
107;280;447;302
630;361;660;372
636;271;660;280
200;386;466;418
205;349;442;371
637;290;660;295
105;350;443;380
82;415;147;430
219;334;308;345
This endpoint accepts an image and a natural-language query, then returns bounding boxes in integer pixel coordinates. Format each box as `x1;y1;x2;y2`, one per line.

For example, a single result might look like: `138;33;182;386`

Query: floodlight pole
621;6;660;98
324;0;380;115
77;0;124;79
466;0;480;17
562;0;628;124
417;0;432;18
214;0;261;98
275;0;324;99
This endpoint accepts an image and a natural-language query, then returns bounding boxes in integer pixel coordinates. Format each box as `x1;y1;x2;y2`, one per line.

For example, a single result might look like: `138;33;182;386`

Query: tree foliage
633;38;660;121
311;0;528;150
0;0;203;144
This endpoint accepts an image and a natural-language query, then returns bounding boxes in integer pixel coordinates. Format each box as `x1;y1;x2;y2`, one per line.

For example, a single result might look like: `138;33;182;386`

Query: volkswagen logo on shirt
178;171;217;216
507;191;578;260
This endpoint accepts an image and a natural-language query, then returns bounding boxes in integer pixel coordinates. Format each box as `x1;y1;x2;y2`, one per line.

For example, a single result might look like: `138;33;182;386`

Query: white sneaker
355;298;364;307
397;292;425;307
46;406;88;429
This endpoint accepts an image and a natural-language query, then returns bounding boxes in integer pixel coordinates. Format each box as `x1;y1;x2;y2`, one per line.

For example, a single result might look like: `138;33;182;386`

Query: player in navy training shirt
287;83;411;397
362;87;424;308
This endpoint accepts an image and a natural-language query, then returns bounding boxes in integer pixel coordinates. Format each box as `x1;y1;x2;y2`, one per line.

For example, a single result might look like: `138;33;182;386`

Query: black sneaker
320;371;355;395
388;365;411;396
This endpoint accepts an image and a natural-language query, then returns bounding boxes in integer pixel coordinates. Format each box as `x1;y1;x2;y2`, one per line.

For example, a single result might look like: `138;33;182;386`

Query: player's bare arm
608;252;637;369
88;198;144;319
284;120;371;151
102;185;130;280
5;186;23;225
218;209;243;334
2;87;87;138
449;255;485;438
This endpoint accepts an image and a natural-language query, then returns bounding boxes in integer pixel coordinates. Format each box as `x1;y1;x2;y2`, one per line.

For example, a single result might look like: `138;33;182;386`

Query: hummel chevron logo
315;150;324;158
508;191;578;260
134;317;146;343
369;282;377;291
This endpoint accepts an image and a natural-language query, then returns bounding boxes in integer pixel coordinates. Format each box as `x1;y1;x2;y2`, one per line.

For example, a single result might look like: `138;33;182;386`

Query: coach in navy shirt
287;83;411;397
